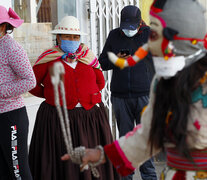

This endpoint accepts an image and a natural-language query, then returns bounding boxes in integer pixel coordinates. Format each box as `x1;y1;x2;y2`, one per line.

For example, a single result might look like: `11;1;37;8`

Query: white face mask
122;29;138;37
152;56;186;79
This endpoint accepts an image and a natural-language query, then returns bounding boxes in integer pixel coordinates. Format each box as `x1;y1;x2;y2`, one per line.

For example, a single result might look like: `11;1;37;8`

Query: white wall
76;0;90;45
0;0;12;9
30;0;37;23
24;97;44;144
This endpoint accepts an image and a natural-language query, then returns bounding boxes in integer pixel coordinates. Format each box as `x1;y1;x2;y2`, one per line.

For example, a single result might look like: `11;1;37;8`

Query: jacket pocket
90;92;101;104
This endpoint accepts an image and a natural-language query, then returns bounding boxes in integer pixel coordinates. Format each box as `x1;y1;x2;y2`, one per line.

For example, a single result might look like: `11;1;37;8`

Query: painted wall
0;0;12;9
13;23;53;66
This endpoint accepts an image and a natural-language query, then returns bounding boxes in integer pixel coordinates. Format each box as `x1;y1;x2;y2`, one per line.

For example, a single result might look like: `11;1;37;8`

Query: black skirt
29;101;120;180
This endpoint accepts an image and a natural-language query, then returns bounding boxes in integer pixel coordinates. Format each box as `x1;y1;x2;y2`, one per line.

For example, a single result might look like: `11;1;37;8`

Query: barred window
14;0;31;22
36;0;52;22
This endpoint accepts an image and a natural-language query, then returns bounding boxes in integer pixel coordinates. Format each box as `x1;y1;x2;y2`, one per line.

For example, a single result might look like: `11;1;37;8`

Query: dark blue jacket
99;25;154;98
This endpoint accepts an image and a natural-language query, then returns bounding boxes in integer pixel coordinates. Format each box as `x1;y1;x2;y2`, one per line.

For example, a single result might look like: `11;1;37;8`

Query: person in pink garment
0;5;36;179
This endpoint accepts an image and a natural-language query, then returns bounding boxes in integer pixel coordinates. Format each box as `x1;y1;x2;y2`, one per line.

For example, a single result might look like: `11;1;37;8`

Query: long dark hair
148;54;207;158
0;22;14;34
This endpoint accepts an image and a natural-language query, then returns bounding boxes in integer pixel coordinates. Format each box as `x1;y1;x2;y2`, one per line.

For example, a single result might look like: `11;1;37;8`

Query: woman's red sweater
30;59;105;110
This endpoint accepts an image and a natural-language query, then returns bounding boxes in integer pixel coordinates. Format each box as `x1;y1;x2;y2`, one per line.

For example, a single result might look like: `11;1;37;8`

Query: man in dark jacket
99;5;157;180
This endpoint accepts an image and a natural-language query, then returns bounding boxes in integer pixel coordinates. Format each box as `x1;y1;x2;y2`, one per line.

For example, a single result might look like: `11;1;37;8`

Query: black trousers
0;107;32;180
111;96;157;180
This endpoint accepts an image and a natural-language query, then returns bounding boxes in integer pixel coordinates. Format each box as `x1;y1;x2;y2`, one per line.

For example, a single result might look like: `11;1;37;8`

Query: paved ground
133;161;166;179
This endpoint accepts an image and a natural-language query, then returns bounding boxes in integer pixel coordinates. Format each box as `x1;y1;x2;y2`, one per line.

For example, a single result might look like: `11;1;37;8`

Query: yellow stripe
141;105;147;116
115;58;125;69
165;111;172;125
139;0;153;25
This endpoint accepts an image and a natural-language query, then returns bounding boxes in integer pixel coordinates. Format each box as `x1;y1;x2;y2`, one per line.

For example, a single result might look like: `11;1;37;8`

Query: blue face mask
122;29;138;37
60;40;80;53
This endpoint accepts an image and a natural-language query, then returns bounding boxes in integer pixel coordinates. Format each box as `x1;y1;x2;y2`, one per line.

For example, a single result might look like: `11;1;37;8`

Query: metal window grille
14;0;31;22
36;0;52;22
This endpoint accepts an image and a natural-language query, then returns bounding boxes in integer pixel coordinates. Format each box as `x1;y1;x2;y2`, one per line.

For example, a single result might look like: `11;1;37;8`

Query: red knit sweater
30;59;105;110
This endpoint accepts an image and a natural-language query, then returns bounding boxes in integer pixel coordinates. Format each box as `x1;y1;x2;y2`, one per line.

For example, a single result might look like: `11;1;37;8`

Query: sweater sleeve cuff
104;140;135;177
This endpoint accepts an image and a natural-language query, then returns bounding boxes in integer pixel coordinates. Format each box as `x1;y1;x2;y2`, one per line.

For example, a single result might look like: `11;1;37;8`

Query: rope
50;62;101;178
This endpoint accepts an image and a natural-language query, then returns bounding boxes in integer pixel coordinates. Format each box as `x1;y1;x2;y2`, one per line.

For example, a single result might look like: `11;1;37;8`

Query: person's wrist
95;145;105;165
88;146;105;165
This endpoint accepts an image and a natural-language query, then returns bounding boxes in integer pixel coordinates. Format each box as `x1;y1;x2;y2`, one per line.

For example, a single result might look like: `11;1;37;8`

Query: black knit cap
120;5;141;30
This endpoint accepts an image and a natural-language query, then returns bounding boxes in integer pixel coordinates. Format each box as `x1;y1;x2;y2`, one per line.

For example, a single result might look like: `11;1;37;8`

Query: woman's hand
61;148;106;171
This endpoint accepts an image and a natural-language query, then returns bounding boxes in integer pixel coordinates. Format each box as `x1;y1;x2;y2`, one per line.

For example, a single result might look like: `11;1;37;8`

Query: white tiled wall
24;96;44;145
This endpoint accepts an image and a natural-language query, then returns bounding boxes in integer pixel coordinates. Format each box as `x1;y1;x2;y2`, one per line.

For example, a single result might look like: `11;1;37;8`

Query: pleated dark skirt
29;101;120;180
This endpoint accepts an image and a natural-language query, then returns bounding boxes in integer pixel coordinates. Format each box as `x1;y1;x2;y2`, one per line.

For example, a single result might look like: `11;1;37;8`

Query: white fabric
152;56;185;79
75;103;82;107
122;29;138;37
63;60;78;69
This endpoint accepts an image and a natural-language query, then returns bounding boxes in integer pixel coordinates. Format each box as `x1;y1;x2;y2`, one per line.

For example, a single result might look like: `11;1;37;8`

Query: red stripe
37;49;55;59
167;158;207;167
92;59;99;67
168;149;207;157
79;48;89;58
127;56;136;66
167;148;207;170
167;153;207;164
167;152;207;161
167;162;207;171
35;50;58;65
150;6;163;13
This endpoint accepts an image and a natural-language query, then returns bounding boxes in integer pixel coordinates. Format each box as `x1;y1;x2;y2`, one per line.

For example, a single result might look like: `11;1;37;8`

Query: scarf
34;43;101;70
